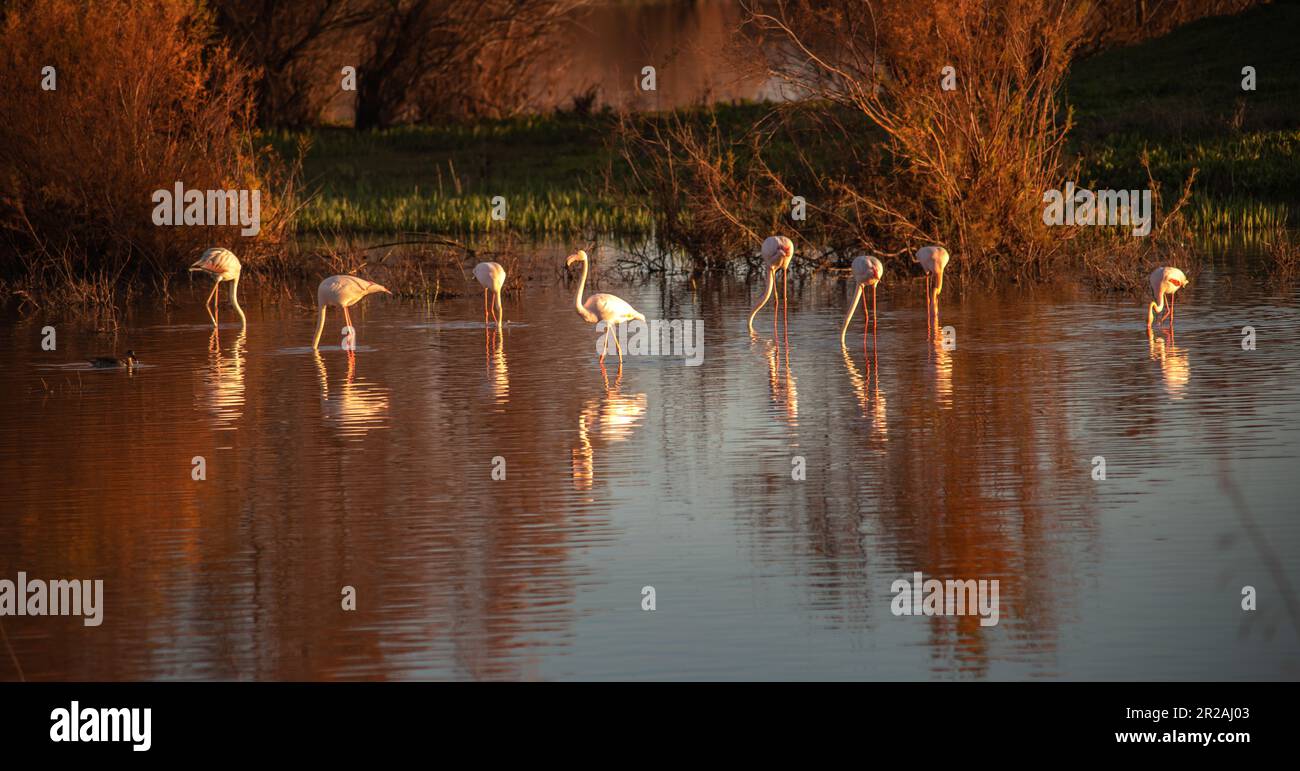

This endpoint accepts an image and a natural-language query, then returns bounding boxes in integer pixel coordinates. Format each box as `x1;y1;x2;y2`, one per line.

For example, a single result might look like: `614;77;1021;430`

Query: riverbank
280;2;1299;239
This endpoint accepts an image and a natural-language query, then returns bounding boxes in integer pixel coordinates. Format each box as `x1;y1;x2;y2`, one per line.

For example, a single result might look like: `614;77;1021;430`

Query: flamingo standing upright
189;247;245;327
1147;266;1188;330
311;275;392;350
913;245;950;330
840;254;885;346
566;250;645;363
747;235;795;333
474;261;507;330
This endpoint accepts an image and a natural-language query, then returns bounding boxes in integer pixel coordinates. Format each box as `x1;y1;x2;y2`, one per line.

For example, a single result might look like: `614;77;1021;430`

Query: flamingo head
372;282;393;296
566;250;588;267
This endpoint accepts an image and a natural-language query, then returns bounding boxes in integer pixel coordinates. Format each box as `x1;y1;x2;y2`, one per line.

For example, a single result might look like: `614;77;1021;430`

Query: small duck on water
88;350;138;369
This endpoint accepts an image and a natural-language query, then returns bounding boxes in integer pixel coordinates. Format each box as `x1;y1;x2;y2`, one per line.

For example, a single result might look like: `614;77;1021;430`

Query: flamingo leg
872;285;878;332
204;282;219;326
613;323;624;361
773;269;780;326
483;288;490;326
600;327;610;361
861;285;870;343
925;275;932;333
343;305;353;343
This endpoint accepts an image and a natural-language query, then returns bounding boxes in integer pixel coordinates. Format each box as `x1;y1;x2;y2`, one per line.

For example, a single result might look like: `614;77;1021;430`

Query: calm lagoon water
1;248;1297;680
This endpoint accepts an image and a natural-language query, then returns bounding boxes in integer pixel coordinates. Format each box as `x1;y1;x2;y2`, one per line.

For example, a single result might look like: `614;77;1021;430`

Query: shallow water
1;252;1298;680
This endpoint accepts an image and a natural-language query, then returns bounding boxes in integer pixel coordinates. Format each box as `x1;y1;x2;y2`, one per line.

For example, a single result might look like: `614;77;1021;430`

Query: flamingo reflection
841;346;887;442
486;340;509;408
571;363;647;490
202;327;246;430
759;326;798;426
927;333;954;408
313;351;390;437
1148;328;1189;399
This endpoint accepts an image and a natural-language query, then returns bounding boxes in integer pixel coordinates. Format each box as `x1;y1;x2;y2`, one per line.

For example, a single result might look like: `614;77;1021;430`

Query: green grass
1067;1;1300;230
275;2;1300;237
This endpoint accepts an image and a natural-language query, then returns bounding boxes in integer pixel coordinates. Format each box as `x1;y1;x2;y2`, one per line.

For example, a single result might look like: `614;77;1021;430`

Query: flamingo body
474;261;507;329
1147;266;1188;329
312;275;392;349
747;235;795;332
913;245;950;328
189;247;245;327
841;254;884;345
566;250;645;362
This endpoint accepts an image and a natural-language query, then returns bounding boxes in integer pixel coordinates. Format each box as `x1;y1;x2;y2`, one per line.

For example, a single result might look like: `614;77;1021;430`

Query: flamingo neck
747;266;777;331
574;259;596;322
311;305;327;349
229;276;246;325
840;283;864;346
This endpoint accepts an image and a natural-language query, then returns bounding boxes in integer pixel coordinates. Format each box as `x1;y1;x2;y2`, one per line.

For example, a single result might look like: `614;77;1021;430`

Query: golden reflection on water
486;330;509;409
1148;328;1190;399
757;323;798;427
572;363;647;491
202;327;246;432
0;269;1296;680
314;351;390;438
842;342;887;444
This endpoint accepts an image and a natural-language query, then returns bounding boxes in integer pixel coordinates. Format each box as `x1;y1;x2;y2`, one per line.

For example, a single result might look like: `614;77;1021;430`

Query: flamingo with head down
1147;266;1188;330
311;275;392;350
747;235;795;333
913;245;950;330
840;254;885;346
474;261;507;331
189;247;246;328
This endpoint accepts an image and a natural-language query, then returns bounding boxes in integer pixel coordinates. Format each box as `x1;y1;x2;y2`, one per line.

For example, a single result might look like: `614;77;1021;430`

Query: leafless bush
619;1;1111;277
0;0;297;301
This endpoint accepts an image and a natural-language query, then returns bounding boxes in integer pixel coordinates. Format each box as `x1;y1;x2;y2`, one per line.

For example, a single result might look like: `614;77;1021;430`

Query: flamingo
311;275;392;350
913;246;950;329
1147;266;1188;330
88;350;137;369
566;249;645;362
840;254;884;346
474;261;507;330
189;247;245;327
747;235;795;332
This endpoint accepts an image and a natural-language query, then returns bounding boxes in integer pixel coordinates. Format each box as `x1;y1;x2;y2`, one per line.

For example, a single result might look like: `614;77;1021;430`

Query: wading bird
474;261;507;330
88;350;137;369
1147;266;1188;330
566;250;645;362
312;275;392;350
747;235;795;333
189;248;245;327
840;254;885;346
913;245;950;330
